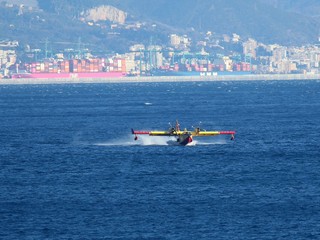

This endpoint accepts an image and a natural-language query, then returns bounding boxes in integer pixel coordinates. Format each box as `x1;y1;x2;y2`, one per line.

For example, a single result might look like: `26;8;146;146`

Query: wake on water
93;134;228;146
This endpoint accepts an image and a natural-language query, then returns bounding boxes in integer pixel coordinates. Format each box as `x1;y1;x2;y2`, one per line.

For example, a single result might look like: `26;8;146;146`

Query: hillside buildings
1;31;320;78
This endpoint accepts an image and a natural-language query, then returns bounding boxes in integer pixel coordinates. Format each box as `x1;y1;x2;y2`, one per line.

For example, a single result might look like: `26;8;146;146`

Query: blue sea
0;80;320;239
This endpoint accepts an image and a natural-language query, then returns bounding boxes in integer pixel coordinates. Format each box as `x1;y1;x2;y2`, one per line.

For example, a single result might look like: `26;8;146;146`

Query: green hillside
36;0;320;45
1;0;319;55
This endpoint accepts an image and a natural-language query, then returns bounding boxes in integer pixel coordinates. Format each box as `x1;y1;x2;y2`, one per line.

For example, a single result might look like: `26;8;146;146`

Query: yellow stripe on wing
149;131;172;136
149;131;192;136
192;131;221;136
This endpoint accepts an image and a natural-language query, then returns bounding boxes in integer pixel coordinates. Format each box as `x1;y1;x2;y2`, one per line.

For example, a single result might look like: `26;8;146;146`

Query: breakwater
1;73;319;85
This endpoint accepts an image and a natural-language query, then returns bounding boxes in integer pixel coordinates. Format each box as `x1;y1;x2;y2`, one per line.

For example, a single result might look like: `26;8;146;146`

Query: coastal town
1;2;320;79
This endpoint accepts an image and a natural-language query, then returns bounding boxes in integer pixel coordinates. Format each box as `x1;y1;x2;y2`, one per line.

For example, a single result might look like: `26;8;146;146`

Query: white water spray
93;134;228;146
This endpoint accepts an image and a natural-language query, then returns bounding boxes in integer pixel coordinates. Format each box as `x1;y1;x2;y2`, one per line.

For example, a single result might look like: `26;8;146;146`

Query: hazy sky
6;0;38;7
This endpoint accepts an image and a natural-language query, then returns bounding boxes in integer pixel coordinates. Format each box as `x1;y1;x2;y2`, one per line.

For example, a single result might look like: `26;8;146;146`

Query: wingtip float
132;120;235;146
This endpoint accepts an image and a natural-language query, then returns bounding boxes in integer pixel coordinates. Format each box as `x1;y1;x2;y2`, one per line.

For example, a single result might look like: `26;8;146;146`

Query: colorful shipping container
23;58;127;75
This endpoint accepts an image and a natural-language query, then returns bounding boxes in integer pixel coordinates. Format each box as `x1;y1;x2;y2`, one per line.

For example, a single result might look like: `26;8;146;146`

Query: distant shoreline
0;73;319;85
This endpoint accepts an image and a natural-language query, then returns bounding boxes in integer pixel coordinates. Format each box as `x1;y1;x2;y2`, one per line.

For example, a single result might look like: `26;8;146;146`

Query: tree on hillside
37;0;104;15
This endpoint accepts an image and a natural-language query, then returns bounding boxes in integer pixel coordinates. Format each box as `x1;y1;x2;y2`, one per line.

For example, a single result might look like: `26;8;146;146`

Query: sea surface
0;80;320;239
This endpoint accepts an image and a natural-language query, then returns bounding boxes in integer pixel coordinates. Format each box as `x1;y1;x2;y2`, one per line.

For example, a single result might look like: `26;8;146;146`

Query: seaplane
131;120;235;146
